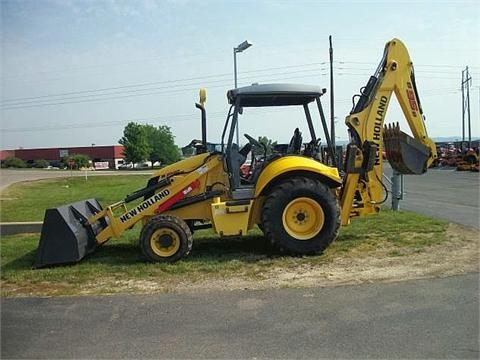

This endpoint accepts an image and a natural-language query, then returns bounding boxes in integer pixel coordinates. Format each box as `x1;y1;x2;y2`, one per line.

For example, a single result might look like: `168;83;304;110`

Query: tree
253;136;277;156
144;124;180;167
119;122;151;165
64;154;91;169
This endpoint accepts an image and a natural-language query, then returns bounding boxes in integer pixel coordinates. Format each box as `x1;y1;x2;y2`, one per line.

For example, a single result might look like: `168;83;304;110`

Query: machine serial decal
406;82;418;117
155;180;201;214
120;189;171;223
197;165;208;175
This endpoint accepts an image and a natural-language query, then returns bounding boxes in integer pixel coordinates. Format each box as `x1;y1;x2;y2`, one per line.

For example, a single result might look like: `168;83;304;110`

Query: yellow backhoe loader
36;38;437;267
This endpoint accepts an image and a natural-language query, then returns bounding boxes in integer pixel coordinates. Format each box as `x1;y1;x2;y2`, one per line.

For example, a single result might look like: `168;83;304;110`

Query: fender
254;156;342;197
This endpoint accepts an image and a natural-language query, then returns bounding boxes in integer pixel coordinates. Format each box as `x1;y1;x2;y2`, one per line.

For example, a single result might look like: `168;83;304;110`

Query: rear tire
139;215;193;263
262;177;340;255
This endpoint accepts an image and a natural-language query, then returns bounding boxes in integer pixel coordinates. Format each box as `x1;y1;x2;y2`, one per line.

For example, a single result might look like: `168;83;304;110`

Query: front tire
262;177;340;255
139;215;193;263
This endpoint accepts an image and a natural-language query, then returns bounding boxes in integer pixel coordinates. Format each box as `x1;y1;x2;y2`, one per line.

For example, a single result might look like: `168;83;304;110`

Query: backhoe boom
340;38;436;224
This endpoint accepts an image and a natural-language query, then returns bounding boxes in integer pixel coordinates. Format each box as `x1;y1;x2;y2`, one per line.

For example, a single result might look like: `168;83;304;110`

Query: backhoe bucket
35;199;108;268
383;123;430;175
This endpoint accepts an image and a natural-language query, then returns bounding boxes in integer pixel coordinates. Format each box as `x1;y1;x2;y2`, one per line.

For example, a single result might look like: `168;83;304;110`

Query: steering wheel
244;133;268;173
244;133;263;149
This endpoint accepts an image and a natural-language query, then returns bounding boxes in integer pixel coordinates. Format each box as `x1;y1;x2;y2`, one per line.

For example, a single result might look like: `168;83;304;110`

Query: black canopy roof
227;83;326;107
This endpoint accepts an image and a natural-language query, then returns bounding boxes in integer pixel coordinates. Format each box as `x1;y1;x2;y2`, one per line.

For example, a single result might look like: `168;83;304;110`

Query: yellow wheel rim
150;228;180;257
282;197;324;240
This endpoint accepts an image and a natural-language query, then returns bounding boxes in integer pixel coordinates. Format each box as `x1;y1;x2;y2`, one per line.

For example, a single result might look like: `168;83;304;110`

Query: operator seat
287;128;303;154
227;143;251;188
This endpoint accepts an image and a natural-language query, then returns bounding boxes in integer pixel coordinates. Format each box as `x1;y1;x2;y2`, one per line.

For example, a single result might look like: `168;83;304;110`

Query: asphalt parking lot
384;166;479;228
2;273;479;359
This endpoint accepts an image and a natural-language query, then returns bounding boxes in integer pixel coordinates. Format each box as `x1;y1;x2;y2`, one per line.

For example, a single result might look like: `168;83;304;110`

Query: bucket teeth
384;122;430;175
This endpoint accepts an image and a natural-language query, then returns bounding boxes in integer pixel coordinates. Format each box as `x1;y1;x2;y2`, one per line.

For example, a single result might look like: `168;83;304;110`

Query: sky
1;0;479;150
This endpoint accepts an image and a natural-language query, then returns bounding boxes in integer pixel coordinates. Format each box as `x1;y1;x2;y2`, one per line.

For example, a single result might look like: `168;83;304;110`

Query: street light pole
233;40;252;145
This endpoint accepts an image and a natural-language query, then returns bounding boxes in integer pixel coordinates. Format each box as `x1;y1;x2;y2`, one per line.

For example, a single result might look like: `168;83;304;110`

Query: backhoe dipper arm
340;38;437;225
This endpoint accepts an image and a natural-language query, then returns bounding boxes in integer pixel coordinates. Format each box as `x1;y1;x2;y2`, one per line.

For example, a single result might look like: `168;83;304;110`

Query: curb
0;222;43;236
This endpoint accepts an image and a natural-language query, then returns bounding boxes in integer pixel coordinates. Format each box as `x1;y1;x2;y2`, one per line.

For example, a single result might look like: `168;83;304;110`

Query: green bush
2;157;26;168
34;159;49;168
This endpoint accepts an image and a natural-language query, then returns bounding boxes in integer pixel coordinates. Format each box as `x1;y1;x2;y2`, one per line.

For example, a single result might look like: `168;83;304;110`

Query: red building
4;145;125;169
0;150;15;161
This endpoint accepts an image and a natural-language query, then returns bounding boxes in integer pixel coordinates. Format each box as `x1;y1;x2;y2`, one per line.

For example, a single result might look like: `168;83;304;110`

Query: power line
1;84;462;133
2;68;460;110
2;67;327;107
3;61;471;107
1;59;471;111
1;62;326;104
1;73;231;104
3;35;475;82
337;60;480;70
0;68;329;110
0;111;227;133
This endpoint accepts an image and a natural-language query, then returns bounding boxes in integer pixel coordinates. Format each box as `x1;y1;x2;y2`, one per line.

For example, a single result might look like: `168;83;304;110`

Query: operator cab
222;83;336;199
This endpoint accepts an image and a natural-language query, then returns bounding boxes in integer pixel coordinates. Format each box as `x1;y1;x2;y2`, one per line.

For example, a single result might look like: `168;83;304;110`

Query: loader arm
92;154;223;243
340;38;437;225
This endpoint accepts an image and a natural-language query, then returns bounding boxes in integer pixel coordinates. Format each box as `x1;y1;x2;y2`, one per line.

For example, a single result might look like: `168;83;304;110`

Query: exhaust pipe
35;199;108;268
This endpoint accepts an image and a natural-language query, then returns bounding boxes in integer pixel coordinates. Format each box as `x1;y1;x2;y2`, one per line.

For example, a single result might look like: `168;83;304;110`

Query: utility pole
329;35;337;167
461;66;472;149
329;35;335;149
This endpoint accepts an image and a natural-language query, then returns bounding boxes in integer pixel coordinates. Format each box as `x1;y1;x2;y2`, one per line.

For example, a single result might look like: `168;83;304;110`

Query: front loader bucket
35;199;108;268
384;123;430;175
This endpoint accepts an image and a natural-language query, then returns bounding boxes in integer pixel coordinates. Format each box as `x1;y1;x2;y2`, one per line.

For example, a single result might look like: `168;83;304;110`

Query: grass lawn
0;175;449;297
0;174;150;222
